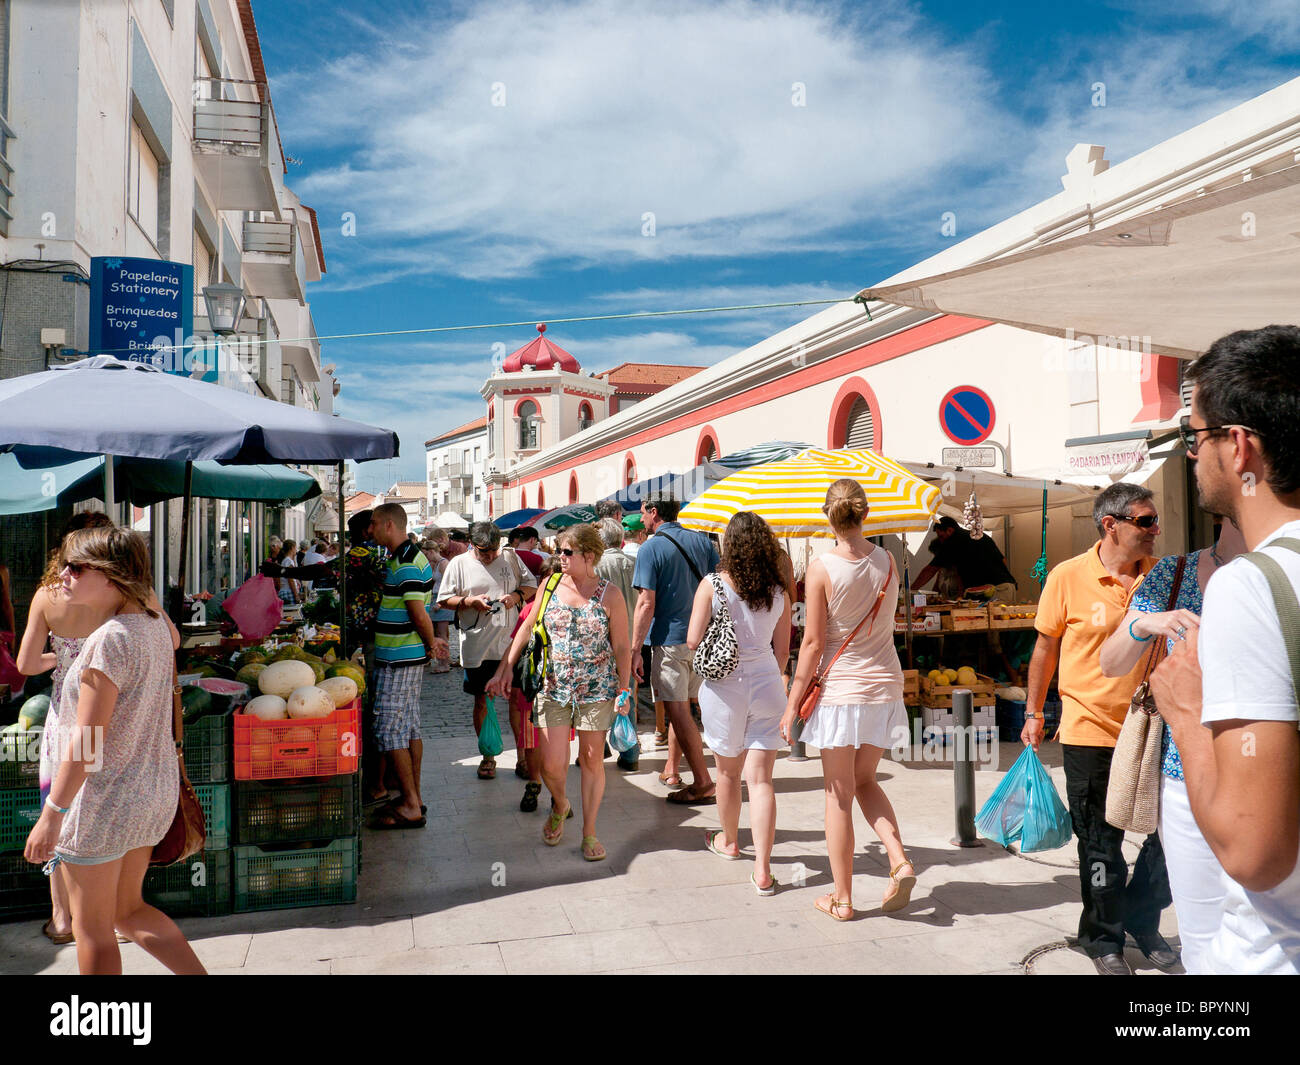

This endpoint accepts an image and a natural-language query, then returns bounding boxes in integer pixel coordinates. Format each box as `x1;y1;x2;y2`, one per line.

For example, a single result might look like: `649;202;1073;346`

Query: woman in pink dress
780;479;916;921
23;526;204;975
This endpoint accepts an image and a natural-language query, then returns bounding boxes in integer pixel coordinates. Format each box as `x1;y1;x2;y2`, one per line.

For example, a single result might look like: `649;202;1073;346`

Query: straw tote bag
1105;555;1186;835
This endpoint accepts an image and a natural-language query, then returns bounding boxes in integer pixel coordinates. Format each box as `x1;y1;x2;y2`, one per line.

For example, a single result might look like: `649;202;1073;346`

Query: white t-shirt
1199;518;1300;974
438;551;537;668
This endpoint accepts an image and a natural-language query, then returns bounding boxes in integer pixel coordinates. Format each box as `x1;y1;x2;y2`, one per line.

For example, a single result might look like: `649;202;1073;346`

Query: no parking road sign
939;386;995;446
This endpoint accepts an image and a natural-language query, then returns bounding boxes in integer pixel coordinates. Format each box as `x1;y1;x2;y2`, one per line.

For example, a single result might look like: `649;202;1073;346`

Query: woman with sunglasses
22;526;204;975
487;524;631;861
1099;517;1247;973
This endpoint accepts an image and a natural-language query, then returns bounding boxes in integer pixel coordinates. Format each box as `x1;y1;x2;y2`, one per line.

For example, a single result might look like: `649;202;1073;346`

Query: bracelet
1129;618;1153;642
45;797;70;815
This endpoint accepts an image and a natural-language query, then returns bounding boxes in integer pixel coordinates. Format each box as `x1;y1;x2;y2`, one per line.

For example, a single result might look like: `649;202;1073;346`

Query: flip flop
543;803;571;846
581;835;607;862
371;808;427;830
666;786;716;805
363;791;396;809
477;758;496;780
705;830;740;860
751;872;777;896
658;772;684;787
42;920;74;946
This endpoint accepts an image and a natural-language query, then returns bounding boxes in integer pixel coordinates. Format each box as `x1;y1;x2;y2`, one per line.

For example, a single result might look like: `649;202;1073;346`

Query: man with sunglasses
1023;482;1170;975
1152;325;1300;974
438;522;537;779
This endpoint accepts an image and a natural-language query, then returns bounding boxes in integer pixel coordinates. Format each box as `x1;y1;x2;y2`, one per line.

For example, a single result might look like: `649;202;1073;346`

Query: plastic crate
233;776;358;846
0;789;41;853
233;702;361;781
183;709;233;786
194;783;232;852
143;848;232;918
233;837;358;912
0;728;42;789
0;852;50;920
996;696;1062;742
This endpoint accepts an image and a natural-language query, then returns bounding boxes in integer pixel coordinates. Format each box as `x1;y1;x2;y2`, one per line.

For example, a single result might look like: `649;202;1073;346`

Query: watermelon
18;693;50;730
181;686;213;721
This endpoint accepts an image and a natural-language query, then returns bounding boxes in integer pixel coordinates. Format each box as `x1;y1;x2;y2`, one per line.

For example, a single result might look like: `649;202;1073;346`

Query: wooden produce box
989;603;1039;630
937;605;989;632
902;669;919;696
894;612;940;634
921;671;996;709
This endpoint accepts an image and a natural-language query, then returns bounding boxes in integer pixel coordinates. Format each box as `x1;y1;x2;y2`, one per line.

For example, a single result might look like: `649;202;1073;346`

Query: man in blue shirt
631;497;720;805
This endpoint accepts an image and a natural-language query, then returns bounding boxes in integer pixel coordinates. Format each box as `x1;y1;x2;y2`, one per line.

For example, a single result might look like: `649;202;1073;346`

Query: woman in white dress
687;512;791;894
780;479;915;921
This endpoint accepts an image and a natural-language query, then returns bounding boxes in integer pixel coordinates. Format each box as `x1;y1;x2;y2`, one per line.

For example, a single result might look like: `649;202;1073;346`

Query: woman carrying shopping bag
488;524;630;862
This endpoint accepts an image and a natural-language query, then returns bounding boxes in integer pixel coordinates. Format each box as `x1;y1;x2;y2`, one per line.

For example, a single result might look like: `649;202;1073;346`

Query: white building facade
0;0;335;609
425;418;489;522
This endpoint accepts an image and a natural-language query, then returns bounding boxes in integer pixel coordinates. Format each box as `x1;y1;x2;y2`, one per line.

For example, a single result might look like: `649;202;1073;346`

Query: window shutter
844;396;875;449
1179;363;1194;410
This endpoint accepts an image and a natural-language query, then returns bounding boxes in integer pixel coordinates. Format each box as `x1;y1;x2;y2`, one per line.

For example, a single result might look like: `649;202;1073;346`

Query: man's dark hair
506;528;524;545
645;497;680;523
1093;483;1155;537
933;516;960;532
347;509;372;540
449;529;469;542
1185;325;1300;495
593;500;624;520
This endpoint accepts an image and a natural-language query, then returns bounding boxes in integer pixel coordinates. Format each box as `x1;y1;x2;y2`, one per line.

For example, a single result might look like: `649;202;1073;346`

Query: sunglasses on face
1178;415;1262;456
1115;514;1160;530
63;562;96;577
558;548;576;557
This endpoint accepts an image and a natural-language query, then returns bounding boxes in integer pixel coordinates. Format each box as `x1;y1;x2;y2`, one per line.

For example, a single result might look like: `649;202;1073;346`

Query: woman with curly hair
686;511;791;894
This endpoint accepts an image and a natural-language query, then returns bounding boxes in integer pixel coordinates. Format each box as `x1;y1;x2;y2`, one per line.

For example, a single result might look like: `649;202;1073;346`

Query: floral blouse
542;578;618;708
1130;551;1203;781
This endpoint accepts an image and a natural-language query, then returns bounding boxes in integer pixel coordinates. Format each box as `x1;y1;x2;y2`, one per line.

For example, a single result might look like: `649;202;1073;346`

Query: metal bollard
787;738;808;762
950;688;982;848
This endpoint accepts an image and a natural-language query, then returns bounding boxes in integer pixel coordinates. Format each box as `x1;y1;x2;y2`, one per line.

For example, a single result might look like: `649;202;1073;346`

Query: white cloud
275;0;1009;284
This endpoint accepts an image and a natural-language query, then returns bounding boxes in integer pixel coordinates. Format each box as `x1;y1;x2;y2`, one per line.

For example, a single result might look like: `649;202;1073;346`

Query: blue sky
251;0;1300;493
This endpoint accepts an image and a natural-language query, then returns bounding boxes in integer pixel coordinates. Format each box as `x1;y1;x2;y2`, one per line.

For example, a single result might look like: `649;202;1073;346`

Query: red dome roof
501;323;581;374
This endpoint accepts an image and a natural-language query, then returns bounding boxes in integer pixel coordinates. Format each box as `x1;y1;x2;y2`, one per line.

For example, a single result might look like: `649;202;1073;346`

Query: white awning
898;462;1101;517
860;164;1300;359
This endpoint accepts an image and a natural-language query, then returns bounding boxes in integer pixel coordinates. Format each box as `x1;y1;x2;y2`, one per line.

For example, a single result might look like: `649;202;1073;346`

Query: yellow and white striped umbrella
678;448;941;538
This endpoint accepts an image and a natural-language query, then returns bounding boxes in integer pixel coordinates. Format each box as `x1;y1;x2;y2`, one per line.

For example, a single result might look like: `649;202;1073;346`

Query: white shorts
698;658;786;758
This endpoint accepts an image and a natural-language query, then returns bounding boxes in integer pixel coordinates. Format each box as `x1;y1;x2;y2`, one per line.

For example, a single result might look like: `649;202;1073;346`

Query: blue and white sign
89;256;196;377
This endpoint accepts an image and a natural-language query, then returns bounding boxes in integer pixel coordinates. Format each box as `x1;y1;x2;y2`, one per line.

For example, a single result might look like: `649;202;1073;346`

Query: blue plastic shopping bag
975;745;1072;852
609;708;638;753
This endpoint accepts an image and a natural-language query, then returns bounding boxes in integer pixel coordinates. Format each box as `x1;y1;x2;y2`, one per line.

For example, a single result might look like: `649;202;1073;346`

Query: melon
287;685;335;720
244;694;288;721
325;662;365;697
317;676;357;708
299;654;327;683
236;662;269;688
17;693;50;730
258;660;317;699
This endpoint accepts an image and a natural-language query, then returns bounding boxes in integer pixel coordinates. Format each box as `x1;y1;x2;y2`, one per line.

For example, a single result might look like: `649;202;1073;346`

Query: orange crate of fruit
989;604;1038;630
233;700;361;781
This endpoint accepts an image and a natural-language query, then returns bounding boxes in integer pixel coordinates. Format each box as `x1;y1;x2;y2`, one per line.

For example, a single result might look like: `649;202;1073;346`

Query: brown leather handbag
798;558;895;721
1105;555;1187;835
150;666;207;866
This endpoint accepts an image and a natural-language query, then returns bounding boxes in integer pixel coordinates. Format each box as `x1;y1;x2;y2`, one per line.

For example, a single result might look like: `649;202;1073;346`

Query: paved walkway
3;655;1183;975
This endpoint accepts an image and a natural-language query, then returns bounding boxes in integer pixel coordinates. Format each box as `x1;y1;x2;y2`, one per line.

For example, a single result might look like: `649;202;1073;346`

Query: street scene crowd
8;325;1297;976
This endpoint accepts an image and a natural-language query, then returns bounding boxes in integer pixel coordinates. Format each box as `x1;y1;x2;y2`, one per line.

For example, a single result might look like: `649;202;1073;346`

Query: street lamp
202;282;247;336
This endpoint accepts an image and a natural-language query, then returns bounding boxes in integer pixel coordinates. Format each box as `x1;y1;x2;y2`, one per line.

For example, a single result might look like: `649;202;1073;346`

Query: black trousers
1062;744;1172;958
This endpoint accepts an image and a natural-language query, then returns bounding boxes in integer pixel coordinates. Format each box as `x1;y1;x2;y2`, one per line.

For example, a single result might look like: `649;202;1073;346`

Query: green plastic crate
183;709;232;785
233;837;358;913
194;783;231;852
0;852;49;921
143;848;232;918
233;776;357;847
0;728;42;790
0;789;41;853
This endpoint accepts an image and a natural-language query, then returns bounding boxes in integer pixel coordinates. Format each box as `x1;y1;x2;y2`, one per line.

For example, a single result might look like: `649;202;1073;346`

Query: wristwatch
1025;710;1044;720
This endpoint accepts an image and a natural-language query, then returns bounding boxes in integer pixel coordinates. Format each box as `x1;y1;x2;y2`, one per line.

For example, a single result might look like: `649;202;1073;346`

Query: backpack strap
1240;538;1300;702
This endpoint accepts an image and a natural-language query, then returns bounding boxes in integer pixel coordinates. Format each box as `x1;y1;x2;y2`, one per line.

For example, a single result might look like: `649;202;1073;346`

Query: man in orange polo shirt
1022;483;1173;975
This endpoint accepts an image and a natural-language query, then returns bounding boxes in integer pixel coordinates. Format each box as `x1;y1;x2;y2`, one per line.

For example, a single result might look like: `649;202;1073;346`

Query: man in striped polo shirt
368;503;445;829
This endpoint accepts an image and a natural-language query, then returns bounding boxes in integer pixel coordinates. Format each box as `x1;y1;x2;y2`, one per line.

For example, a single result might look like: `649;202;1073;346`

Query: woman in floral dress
489;524;630;861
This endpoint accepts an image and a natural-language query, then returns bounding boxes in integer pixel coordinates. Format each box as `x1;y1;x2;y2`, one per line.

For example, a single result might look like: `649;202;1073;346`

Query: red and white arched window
568;473;579;504
828;377;883;451
537;483;546;509
624;453;637;487
520;487;527;510
578;401;594;430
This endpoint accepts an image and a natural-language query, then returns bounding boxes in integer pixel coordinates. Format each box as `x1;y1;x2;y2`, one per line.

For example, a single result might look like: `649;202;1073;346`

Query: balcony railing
193;77;266;150
439;458;462;478
243;215;295;255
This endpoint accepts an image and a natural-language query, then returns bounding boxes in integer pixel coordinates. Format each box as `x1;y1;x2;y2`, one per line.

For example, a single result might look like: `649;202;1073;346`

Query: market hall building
485;75;1300;585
